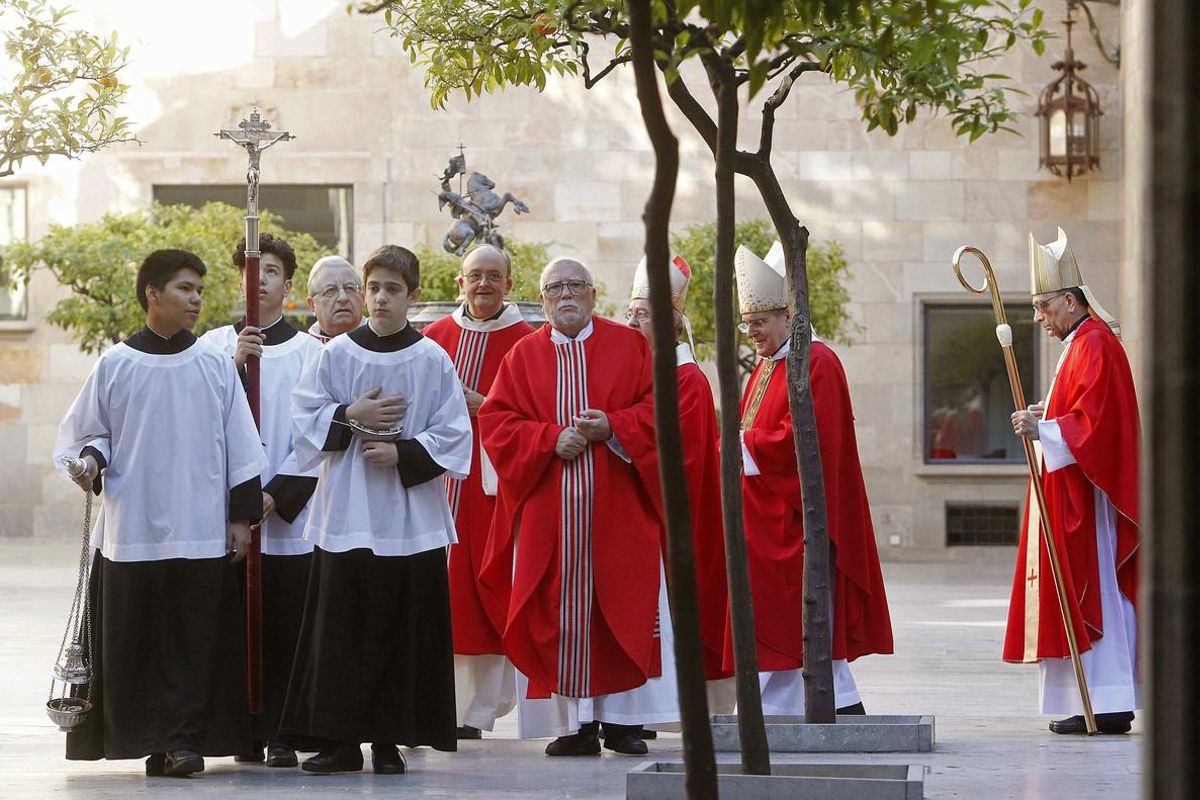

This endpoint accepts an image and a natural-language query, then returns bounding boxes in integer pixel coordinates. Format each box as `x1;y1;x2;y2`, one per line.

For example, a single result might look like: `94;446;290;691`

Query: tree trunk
626;2;718;797
1147;0;1200;795
708;58;772;775
744;159;837;724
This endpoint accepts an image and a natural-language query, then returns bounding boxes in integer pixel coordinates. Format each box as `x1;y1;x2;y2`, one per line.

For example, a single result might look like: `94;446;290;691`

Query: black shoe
265;741;298;768
234;741;265;763
603;733;649;755
837;702;867;715
639;729;658;740
544;731;601;756
301;743;364;774
371;743;407;774
456;725;482;740
1049;711;1134;735
145;753;165;776
163;749;205;777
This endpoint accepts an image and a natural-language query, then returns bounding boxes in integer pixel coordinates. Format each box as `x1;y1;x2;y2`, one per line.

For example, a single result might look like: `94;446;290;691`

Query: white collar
676;341;696;367
452;301;526;333
549;319;594;344
765;339;790;362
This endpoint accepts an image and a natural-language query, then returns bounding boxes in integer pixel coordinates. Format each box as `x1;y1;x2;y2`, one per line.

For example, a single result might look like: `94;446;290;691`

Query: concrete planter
711;714;935;753
627;762;925;800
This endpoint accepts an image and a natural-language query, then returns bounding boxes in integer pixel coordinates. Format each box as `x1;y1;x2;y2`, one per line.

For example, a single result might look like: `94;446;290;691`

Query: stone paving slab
711;714;935;752
0;542;1142;799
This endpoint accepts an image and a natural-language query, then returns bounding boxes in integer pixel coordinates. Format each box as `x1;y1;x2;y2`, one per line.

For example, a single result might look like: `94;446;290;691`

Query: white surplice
202;322;323;555
291;329;473;556
54;338;267;562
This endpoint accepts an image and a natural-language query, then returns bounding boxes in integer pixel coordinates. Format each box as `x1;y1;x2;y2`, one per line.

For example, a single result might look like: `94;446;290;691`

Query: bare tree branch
758;60;821;159
580;41;633;89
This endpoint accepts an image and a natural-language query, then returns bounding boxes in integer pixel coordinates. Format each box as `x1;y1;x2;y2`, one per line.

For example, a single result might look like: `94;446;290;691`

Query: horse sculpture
437;155;530;256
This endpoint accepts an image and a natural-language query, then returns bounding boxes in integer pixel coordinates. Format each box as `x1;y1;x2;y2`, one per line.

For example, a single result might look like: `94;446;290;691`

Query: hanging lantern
1036;5;1101;180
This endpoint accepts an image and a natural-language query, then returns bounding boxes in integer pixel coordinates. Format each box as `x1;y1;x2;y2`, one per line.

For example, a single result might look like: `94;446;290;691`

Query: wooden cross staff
216;108;294;714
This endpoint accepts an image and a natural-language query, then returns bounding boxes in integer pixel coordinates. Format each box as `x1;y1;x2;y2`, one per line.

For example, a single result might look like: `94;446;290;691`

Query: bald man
422;245;534;739
306;256;364;341
478;257;675;756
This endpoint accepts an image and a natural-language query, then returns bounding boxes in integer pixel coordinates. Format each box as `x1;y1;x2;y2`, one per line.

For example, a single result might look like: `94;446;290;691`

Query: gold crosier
952;245;1098;735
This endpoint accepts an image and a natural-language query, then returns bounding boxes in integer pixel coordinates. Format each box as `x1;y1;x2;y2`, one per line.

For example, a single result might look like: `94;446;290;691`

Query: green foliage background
413;238;549;302
671;218;857;360
1;202;330;354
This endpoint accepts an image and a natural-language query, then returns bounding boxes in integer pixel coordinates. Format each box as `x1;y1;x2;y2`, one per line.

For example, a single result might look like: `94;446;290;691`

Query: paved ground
0;541;1140;798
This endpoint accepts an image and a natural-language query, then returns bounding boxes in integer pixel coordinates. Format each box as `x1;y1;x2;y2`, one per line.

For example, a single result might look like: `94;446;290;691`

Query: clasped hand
556;409;612;461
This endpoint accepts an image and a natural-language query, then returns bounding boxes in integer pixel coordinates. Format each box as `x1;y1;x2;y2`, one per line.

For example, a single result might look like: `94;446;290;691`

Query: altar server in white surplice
200;233;323;768
56;249;267;778
279;245;472;776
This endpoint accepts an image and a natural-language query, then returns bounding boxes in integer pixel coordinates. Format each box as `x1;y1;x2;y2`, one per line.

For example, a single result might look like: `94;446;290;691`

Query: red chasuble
677;360;732;680
1003;318;1140;662
478;317;664;699
423;305;534;655
730;341;894;673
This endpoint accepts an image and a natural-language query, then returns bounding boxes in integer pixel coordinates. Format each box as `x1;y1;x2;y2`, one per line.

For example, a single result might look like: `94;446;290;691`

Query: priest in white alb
1006;228;1141;735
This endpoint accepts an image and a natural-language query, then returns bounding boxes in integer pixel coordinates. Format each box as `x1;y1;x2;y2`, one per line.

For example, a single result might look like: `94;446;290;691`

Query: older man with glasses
477;256;673;756
305;255;364;341
732;243;893;718
422;245;534;741
1004;229;1141;736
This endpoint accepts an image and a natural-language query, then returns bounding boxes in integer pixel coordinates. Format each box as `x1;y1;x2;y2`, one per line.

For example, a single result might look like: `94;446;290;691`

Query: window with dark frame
923;303;1039;464
945;503;1020;546
152;184;353;259
0;186;28;319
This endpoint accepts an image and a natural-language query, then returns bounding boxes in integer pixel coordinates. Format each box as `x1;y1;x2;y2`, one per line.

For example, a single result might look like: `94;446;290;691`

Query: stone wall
0;1;1129;557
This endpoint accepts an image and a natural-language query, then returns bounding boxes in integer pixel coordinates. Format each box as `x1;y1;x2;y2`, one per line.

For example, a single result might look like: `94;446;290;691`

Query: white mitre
1029;227;1120;337
735;245;787;314
629;253;692;312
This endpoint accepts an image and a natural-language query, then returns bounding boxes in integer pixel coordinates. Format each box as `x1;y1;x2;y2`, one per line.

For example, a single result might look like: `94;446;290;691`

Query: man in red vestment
625;254;734;717
1006;228;1140;735
479;256;671;756
423;245;534;739
731;244;893;715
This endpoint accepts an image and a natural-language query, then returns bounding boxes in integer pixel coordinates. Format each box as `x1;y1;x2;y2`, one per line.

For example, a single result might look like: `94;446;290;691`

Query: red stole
1003;318;1140;662
729;341;894;673
423;310;534;655
479;318;664;699
677;361;732;680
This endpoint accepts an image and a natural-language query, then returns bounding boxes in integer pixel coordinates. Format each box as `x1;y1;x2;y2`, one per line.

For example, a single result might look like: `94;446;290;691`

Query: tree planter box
711;714;935;753
627;762;925;800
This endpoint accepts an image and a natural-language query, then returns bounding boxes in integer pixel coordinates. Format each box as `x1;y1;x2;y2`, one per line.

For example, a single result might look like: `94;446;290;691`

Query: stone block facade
0;1;1135;558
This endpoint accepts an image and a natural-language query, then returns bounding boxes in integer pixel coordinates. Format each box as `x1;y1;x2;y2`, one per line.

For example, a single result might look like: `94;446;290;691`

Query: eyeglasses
461;271;508;286
314;283;362;300
737;318;775;334
1032;292;1067;313
625;308;651;322
541;280;592;298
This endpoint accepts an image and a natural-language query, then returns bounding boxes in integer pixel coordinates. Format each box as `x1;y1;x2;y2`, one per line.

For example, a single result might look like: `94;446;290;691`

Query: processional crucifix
216;108;295;714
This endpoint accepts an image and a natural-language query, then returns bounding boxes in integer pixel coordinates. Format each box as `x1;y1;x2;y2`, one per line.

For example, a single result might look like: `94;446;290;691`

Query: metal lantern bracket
1036;2;1105;181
